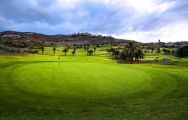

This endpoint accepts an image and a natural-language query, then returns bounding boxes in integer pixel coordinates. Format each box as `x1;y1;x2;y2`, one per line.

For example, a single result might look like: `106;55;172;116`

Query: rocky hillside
0;31;131;47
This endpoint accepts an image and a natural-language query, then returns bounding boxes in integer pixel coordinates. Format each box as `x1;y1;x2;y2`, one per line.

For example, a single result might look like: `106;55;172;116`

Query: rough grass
0;48;188;120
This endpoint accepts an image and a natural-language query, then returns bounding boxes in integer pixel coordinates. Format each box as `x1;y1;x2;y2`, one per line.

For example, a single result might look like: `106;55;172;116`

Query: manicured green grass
0;49;188;120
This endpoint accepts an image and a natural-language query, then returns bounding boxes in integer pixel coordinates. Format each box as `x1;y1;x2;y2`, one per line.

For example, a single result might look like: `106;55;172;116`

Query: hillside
0;31;131;47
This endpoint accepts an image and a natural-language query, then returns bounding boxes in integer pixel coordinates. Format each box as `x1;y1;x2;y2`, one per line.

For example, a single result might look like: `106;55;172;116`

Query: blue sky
0;0;188;42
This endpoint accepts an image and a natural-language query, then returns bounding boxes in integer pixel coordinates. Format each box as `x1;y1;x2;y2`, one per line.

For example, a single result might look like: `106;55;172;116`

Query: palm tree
120;50;129;61
135;50;144;61
138;50;144;60
157;39;161;53
53;47;56;55
72;48;76;55
41;47;44;55
127;41;137;63
112;50;120;58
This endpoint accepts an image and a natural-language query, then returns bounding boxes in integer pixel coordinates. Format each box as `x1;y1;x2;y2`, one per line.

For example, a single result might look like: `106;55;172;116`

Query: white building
1;34;21;39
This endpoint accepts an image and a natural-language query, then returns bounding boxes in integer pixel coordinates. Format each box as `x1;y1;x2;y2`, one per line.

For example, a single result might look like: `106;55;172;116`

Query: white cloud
126;0;176;13
126;0;155;13
114;21;188;42
1;0;188;42
54;0;81;10
81;0;176;14
159;22;188;42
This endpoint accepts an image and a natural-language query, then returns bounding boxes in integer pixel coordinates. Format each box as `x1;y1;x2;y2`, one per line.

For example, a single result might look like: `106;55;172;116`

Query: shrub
30;50;38;54
0;44;21;53
176;46;188;57
87;50;94;56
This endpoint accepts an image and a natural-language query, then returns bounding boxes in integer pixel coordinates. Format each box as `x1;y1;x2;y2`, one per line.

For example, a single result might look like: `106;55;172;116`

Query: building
1;34;21;39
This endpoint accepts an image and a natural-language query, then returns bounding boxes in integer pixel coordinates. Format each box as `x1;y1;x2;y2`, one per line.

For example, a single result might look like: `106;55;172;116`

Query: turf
0;50;188;120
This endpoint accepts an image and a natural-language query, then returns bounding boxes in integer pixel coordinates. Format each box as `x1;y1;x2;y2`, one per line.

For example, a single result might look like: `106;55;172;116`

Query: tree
112;50;120;58
87;50;94;56
127;41;137;63
84;45;87;51
72;48;76;55
162;49;170;55
158;39;161;46
86;46;89;52
135;51;139;61
120;51;126;60
41;47;44;55
135;50;144;61
63;48;68;56
93;46;97;53
72;51;76;55
53;47;56;55
157;47;161;53
151;43;154;53
107;47;113;52
138;50;144;59
157;39;161;53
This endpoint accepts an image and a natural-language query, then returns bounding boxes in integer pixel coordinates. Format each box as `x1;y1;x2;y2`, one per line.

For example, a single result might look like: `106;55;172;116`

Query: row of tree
41;46;96;56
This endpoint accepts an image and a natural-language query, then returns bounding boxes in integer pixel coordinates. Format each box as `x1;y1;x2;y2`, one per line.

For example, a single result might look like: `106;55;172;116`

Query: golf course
0;48;188;120
1;0;188;119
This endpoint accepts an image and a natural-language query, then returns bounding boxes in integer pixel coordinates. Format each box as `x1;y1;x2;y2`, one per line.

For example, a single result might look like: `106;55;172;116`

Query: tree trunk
131;56;133;64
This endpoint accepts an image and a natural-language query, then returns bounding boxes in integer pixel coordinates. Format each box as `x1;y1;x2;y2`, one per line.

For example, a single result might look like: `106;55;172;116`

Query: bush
87;50;94;55
176;46;188;57
0;44;21;53
30;50;38;54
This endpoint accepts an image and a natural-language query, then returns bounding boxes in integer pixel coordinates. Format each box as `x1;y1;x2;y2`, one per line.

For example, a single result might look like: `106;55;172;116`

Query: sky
0;0;188;42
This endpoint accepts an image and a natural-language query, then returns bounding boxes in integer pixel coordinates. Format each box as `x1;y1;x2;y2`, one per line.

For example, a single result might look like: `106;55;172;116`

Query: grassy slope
0;48;188;120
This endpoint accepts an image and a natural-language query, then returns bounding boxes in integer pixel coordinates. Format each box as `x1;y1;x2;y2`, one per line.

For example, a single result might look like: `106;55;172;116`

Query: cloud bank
0;0;188;42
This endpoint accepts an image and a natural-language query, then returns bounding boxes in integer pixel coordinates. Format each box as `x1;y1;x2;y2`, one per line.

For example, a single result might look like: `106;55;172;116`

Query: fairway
0;55;188;120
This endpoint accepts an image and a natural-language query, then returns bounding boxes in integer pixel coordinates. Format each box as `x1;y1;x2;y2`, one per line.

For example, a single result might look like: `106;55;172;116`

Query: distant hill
0;31;131;46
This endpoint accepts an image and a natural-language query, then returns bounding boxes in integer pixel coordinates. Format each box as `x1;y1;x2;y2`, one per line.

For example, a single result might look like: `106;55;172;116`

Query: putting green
0;55;187;120
6;62;151;98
